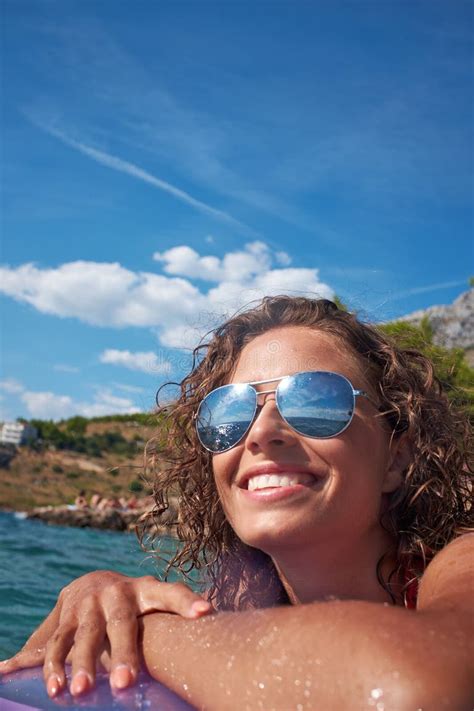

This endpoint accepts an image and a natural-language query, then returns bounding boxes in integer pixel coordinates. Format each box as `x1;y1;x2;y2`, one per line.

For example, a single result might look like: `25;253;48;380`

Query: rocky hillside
0;418;158;511
397;288;474;364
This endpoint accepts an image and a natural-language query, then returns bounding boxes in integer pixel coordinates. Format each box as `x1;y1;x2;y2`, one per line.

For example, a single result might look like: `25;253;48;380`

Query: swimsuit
404;576;418;609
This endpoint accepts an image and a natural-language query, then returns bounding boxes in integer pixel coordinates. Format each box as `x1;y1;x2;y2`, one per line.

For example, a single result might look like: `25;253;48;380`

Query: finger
103;602;140;690
69;608;106;696
136;579;213;618
42;624;76;698
0;647;46;674
0;602;62;674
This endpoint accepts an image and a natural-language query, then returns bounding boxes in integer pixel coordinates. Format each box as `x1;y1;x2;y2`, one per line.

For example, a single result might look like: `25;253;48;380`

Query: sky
1;0;473;422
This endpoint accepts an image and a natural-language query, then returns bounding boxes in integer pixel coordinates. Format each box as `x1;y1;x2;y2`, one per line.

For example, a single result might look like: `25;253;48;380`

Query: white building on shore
0;421;38;446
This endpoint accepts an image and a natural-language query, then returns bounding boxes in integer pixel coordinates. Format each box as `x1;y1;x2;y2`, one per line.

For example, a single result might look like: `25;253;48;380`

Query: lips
237;462;325;490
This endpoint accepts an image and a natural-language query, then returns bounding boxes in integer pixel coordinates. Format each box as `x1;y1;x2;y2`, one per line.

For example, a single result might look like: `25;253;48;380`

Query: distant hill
397;288;474;364
0;416;159;511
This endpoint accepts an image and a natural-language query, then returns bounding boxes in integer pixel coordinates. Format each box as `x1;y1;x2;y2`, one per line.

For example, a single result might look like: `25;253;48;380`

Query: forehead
230;326;367;385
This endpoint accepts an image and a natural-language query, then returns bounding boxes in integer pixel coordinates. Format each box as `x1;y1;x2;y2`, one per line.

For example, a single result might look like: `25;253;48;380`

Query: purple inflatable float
0;668;194;711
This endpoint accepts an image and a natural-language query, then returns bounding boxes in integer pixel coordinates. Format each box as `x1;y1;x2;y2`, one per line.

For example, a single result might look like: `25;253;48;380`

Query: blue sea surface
0;511;179;659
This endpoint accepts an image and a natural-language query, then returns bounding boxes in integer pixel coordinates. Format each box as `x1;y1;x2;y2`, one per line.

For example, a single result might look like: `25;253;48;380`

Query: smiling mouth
246;472;316;491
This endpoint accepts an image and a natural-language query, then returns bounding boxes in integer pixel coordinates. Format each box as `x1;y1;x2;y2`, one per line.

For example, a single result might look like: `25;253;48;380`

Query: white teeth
247;473;314;491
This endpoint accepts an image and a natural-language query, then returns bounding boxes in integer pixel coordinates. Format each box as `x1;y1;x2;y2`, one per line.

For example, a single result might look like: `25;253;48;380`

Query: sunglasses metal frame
195;370;377;454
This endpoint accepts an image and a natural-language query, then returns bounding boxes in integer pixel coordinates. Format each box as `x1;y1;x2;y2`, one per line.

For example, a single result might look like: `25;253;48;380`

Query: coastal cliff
398;288;474;364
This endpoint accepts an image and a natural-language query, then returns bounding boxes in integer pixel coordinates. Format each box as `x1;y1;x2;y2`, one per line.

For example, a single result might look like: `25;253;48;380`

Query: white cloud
0;378;140;420
112;382;146;394
387;280;467;300
20;391;77;420
275;251;292;266
53;364;80;373
86;388;138;415
0;378;25;394
153;245;222;281
100;349;172;374
0;260;205;328
20;387;139;420
0;242;334;349
154;241;273;283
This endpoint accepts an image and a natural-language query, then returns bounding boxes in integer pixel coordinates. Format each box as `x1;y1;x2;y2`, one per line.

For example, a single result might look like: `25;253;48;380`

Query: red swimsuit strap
404;576;419;609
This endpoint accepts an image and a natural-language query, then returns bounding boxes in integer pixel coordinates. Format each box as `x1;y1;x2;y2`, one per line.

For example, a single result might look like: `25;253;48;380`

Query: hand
0;570;213;698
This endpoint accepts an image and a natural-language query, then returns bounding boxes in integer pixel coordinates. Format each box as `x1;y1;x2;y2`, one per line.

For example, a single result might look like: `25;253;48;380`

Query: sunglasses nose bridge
254;385;278;408
246;387;299;447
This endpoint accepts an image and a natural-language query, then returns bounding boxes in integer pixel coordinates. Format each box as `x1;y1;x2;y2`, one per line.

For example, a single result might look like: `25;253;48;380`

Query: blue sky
1;0;473;421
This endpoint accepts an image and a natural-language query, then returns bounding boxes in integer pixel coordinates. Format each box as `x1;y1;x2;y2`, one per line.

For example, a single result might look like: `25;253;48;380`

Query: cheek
316;423;389;482
211;450;237;494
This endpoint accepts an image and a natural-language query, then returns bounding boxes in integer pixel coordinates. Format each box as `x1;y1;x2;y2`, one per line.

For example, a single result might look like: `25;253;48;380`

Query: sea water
0;511;180;659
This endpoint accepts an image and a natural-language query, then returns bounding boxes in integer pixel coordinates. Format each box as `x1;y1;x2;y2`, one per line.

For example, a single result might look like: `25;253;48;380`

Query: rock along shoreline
25;504;177;534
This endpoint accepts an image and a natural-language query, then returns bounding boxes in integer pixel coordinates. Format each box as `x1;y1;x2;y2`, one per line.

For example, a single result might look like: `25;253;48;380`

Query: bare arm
140;536;474;711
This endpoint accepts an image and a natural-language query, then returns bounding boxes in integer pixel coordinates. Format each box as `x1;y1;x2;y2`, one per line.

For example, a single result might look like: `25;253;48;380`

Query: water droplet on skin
296;705;304;711
371;688;384;700
258;682;265;689
294;679;301;686
304;689;311;698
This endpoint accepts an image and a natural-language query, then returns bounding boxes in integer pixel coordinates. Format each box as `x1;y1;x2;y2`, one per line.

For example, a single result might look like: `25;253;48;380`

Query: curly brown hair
137;296;473;610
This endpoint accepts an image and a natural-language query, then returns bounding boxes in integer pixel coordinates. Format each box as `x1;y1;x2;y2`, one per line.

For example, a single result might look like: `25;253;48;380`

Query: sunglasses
195;370;376;453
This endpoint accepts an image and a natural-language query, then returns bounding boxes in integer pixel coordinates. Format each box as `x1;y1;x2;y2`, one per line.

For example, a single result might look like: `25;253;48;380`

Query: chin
237;520;312;554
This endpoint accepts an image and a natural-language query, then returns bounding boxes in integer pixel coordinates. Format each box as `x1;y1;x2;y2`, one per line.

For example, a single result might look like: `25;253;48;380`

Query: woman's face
211;326;404;555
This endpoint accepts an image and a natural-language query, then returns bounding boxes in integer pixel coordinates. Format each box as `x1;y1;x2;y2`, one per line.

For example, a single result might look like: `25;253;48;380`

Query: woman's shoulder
416;533;474;612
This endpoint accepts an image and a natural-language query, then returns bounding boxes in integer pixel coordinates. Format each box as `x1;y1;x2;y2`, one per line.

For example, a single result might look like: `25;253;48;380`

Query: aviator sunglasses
195;370;376;454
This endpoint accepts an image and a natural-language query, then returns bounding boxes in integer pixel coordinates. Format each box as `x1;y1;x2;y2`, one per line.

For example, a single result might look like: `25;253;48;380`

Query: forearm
140;601;472;711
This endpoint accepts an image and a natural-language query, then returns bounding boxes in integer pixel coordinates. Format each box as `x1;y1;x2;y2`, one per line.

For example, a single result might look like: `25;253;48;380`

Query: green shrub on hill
27;419;143;458
378;318;474;419
89;413;158;426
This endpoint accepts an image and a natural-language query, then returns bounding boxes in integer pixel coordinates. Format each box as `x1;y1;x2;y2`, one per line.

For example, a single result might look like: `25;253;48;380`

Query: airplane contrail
34;122;257;234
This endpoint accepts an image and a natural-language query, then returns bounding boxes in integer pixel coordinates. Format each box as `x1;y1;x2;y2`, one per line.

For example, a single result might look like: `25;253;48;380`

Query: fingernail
47;674;60;697
70;670;92;696
111;664;132;689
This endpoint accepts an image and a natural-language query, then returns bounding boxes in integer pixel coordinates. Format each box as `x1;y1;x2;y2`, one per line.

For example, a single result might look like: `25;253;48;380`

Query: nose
245;394;298;451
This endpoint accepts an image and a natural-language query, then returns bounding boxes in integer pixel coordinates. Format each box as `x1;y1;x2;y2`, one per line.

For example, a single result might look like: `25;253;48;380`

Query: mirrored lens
196;384;257;452
277;372;354;438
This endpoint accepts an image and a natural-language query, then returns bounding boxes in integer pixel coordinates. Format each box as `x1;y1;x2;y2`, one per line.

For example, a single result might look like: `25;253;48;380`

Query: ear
381;433;413;493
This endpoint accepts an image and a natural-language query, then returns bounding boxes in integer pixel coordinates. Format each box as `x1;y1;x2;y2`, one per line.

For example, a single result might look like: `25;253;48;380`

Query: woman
2;296;473;709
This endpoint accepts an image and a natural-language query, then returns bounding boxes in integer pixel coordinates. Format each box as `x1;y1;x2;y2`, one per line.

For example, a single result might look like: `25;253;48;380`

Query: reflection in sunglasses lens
197;384;256;452
279;372;353;438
